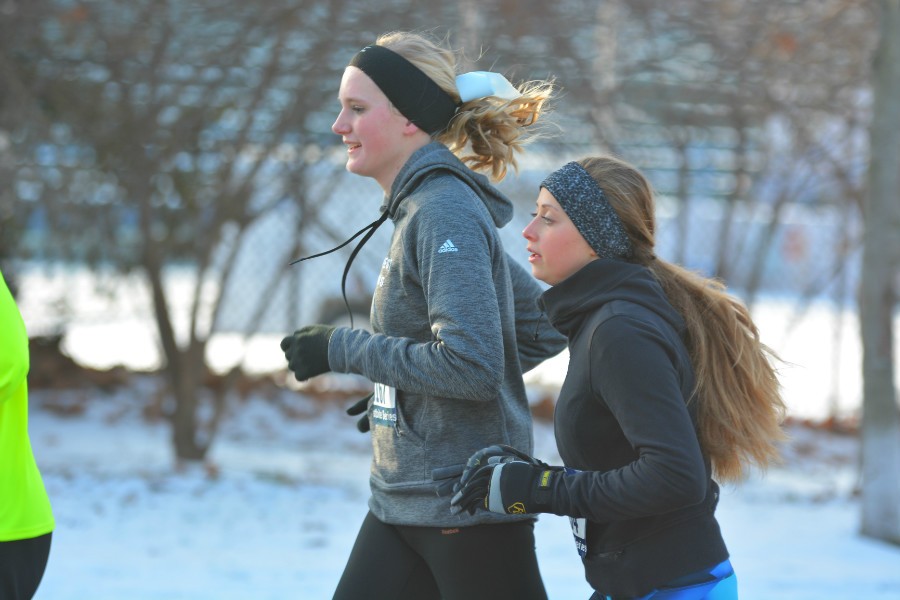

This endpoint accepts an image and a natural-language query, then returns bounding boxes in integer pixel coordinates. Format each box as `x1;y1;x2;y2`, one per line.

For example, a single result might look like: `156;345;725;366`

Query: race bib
564;467;587;557
569;517;588;558
372;383;397;428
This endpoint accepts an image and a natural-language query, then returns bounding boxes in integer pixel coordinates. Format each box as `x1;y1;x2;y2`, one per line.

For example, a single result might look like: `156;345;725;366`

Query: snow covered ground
25;374;900;600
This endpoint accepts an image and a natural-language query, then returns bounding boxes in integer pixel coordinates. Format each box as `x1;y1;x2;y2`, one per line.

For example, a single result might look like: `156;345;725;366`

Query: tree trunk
860;0;900;546
713;119;749;281
674;141;691;266
170;341;209;462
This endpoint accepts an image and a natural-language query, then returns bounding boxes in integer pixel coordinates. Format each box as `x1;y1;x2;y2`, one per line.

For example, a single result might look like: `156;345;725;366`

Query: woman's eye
351;105;364;113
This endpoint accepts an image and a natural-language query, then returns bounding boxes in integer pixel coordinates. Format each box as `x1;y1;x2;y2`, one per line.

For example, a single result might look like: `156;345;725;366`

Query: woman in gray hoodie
280;31;566;599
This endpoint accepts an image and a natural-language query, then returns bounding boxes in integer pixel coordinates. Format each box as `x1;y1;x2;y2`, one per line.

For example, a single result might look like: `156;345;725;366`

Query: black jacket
540;259;728;597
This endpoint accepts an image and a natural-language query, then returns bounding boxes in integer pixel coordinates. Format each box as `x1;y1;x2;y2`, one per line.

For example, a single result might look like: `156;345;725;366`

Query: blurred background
2;0;899;560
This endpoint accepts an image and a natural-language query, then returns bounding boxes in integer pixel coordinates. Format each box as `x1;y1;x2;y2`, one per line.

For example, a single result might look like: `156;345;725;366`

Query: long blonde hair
578;156;787;482
376;31;555;182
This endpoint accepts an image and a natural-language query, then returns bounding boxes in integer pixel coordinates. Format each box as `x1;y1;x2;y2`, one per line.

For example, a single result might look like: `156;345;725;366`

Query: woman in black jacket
451;156;787;599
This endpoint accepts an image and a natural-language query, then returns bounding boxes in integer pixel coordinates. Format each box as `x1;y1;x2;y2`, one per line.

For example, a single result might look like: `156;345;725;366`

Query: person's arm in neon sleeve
0;271;30;404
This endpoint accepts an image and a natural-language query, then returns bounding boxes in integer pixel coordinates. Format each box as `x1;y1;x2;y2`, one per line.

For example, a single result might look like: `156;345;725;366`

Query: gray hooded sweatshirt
328;142;566;527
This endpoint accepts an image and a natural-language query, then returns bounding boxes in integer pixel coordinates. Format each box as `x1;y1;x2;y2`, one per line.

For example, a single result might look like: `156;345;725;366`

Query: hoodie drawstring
291;210;390;329
532;310;545;342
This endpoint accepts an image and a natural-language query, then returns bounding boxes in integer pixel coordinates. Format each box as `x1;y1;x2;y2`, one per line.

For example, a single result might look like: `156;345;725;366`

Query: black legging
0;532;52;600
334;512;548;600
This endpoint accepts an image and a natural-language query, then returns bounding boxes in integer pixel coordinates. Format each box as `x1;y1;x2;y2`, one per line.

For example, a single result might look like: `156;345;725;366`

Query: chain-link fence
11;146;867;420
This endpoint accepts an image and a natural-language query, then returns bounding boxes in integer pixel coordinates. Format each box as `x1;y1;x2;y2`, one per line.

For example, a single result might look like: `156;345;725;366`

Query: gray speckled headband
540;162;633;260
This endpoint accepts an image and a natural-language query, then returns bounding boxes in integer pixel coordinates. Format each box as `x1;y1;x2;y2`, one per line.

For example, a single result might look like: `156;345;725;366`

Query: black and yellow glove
449;445;561;515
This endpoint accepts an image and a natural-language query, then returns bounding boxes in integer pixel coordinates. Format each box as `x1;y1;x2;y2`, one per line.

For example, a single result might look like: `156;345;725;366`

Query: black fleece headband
541;162;633;260
349;44;459;135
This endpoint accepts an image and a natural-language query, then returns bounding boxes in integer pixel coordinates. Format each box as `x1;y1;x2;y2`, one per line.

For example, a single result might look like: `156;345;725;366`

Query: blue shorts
594;559;737;600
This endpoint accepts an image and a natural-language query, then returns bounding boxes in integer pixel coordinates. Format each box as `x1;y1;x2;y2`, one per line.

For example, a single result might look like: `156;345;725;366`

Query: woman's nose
332;111;348;135
522;219;537;240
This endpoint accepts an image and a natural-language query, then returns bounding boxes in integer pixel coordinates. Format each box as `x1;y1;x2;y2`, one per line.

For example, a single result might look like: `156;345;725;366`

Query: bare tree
4;0;890;467
0;0;407;461
1;0;528;463
512;1;873;310
860;0;900;546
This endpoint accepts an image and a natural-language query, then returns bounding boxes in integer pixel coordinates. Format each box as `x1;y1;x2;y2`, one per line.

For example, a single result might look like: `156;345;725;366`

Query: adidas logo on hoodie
438;240;458;253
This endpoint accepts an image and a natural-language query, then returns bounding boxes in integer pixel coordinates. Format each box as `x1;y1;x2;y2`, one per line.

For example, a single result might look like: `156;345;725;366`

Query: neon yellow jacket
0;270;54;541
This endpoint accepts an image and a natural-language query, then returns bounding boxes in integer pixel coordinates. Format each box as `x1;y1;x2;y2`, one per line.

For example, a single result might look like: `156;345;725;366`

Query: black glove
280;325;335;381
450;445;561;515
346;393;372;433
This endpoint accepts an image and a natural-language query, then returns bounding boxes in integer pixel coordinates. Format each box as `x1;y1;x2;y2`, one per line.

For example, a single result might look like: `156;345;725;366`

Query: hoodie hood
539;259;685;339
384;141;513;228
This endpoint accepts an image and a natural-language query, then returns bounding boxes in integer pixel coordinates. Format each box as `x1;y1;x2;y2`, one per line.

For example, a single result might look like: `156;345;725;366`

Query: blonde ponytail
377;31;555;182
